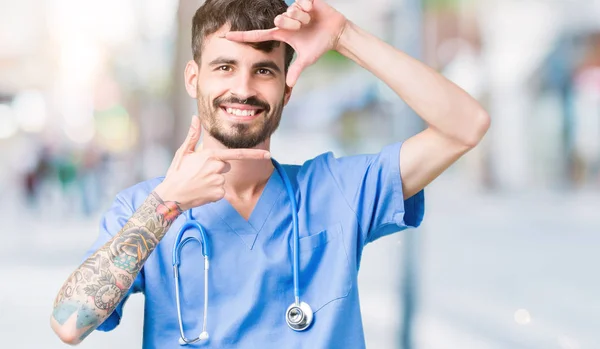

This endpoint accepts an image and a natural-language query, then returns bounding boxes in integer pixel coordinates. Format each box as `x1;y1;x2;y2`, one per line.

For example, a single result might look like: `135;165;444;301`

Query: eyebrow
208;57;237;66
252;60;282;74
208;57;282;74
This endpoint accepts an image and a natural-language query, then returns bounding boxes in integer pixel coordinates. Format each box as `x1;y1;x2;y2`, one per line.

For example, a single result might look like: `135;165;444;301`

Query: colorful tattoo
52;191;182;341
107;192;181;273
83;270;123;310
108;226;157;274
52;301;79;325
136;191;182;229
52;301;100;330
75;304;100;330
154;195;182;225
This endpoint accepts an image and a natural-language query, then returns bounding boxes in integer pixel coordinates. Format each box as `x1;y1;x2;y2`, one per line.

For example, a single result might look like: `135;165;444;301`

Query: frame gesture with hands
155;116;271;211
225;0;348;87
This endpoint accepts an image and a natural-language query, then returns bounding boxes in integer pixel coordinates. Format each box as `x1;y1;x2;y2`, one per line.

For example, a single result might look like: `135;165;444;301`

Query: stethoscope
172;159;313;345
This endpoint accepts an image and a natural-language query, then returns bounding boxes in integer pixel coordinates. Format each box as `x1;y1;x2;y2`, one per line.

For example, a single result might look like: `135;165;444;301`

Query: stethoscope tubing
173;235;209;345
272;160;301;305
172;159;307;343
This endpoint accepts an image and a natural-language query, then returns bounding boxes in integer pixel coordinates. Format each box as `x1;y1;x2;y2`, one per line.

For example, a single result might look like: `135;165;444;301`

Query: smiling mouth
220;107;264;118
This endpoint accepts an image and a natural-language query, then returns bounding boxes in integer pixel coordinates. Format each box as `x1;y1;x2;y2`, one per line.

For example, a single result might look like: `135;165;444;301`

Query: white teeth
225;108;256;117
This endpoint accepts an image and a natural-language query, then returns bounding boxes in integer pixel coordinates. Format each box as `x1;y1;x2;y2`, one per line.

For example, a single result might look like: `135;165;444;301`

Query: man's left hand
225;0;347;87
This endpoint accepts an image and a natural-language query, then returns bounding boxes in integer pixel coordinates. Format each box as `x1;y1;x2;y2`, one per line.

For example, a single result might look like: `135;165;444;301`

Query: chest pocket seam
298;222;351;313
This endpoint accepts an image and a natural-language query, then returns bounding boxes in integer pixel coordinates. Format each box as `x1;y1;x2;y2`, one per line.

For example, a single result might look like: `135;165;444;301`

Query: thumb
184;116;201;153
286;57;307;87
167;116;201;177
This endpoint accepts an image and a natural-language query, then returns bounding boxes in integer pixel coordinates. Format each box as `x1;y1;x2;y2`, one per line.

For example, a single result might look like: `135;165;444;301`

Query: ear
184;60;199;98
283;84;293;106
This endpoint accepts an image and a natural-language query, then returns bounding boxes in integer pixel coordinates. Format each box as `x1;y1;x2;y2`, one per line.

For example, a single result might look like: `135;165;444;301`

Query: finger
225;28;280;43
212;148;271;161
179;116;200;153
218;161;232;174
297;0;313;12
173;116;200;167
211;173;226;187
212;186;226;201
204;158;231;174
287;5;310;25
275;14;301;31
286;58;307;87
184;116;201;153
206;185;226;203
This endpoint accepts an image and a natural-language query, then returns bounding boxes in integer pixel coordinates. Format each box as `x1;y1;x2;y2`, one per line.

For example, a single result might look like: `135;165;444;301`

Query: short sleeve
324;142;425;246
82;194;145;332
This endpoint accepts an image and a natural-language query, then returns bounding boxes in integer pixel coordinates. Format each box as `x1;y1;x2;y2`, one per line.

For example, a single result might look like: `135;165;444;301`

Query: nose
229;70;256;101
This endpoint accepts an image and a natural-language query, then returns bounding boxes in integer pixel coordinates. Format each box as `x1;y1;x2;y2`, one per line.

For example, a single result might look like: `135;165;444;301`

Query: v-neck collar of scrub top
199;167;285;250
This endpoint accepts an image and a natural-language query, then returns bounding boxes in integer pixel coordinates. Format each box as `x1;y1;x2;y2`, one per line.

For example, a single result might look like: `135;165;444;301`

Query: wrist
334;20;355;57
152;191;184;223
153;184;187;212
153;183;172;202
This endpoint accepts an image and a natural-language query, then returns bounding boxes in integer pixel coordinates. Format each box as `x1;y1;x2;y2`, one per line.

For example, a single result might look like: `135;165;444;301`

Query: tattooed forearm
53;271;84;308
50;191;182;344
81;254;107;274
119;274;133;289
83;270;122;309
52;301;102;341
108;221;158;273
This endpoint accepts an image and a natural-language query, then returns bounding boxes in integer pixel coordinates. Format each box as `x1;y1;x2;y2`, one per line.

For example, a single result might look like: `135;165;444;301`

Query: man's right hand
154;116;271;211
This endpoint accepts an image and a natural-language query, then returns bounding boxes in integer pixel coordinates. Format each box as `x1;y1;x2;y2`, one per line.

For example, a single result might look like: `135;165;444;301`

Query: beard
197;91;284;149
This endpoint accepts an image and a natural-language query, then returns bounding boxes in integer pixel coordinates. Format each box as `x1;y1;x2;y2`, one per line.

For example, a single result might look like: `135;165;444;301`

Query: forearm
336;21;489;146
50;191;182;345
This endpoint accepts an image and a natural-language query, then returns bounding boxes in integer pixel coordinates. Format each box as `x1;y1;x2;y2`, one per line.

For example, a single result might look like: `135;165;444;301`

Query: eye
257;68;272;75
217;65;232;72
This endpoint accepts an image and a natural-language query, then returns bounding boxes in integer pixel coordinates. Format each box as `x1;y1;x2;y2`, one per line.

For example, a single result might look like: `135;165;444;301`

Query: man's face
194;26;290;149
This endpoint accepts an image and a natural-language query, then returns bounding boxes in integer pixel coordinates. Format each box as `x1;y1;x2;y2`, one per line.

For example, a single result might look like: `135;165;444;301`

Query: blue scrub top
85;142;424;349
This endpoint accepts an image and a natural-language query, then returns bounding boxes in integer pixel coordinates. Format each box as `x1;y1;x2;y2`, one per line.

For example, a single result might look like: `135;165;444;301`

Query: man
50;0;490;347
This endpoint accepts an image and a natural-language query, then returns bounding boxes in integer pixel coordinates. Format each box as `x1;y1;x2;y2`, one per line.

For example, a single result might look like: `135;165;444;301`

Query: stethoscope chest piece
173;159;314;345
285;301;313;331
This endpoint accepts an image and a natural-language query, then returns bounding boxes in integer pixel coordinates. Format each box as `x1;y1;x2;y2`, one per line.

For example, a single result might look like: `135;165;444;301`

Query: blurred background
1;0;599;348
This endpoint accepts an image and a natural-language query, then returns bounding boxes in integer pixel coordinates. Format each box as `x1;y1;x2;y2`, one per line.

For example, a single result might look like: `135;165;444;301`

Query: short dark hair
192;0;295;72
